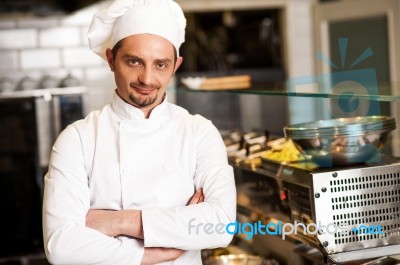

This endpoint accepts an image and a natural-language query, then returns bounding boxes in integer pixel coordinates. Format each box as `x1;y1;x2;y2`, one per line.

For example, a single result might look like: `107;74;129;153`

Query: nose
138;66;152;86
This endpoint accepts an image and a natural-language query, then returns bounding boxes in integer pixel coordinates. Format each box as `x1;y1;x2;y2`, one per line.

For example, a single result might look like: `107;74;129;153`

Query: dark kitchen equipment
0;87;86;256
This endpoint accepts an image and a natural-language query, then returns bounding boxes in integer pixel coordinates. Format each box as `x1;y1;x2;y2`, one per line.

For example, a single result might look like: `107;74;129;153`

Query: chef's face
106;34;182;111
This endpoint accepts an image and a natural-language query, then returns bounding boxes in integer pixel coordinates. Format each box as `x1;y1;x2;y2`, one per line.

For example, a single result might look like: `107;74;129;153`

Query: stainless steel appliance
234;156;400;264
0;87;86;256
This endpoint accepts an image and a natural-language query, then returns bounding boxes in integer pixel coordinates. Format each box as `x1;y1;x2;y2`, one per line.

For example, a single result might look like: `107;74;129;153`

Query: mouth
134;87;154;95
130;83;159;96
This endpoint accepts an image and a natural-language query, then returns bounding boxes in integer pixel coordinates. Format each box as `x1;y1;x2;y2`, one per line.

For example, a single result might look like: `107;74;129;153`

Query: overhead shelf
177;82;400;102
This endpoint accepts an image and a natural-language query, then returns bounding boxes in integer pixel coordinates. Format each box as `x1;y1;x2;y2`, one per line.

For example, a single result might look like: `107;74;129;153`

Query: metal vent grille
333;207;400;244
329;172;400;194
312;163;400;262
331;190;400;210
329;171;400;244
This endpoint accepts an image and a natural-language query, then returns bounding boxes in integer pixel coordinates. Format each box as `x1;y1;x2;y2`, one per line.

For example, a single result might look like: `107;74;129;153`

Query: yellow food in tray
241;156;263;170
263;138;304;163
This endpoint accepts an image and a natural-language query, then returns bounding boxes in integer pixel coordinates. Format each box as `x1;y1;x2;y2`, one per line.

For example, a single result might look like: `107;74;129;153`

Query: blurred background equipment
0;86;86;261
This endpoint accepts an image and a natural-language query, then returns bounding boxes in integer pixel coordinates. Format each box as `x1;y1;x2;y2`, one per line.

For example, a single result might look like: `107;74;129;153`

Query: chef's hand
140;247;184;265
188;188;204;205
86;209;143;238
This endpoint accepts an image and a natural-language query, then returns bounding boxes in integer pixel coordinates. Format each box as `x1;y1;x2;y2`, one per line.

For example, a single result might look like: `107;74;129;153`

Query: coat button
122;168;132;175
163;163;172;171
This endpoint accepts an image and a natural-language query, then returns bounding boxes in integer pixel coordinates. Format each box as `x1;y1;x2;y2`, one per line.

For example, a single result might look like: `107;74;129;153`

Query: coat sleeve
141;116;237;250
42;125;144;265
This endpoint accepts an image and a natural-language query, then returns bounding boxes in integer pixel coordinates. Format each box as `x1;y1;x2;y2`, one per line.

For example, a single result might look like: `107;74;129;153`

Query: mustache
130;82;160;90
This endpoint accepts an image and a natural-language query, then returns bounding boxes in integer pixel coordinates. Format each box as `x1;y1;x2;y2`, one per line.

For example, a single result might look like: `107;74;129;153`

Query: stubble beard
128;90;158;108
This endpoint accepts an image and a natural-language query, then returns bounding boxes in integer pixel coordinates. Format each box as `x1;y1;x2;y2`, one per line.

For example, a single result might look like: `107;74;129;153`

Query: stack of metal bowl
284;116;397;167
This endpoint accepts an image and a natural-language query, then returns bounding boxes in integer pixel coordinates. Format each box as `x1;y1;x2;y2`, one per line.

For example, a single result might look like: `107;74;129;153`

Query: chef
42;0;236;264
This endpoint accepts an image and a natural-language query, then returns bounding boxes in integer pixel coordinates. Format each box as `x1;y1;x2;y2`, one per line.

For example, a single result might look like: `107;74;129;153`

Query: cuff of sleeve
141;208;155;247
120;237;145;265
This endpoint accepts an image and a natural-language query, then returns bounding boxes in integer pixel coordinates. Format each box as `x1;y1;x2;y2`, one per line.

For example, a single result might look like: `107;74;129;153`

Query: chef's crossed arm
85;189;205;264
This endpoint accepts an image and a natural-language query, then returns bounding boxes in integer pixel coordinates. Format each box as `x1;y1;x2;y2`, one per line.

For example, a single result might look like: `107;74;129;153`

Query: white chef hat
88;0;186;61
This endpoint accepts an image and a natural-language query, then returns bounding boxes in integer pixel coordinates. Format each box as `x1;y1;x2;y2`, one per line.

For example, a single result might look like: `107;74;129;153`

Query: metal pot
205;254;279;265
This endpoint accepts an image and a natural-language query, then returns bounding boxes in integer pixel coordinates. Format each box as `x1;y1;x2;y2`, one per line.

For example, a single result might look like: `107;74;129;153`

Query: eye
127;59;141;66
157;62;167;69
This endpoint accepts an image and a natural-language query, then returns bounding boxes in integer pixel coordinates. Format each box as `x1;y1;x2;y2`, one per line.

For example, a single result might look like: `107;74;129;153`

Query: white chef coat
43;92;237;265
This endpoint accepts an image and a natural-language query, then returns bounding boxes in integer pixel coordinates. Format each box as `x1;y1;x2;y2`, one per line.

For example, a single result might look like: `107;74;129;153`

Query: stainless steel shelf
0;86;88;99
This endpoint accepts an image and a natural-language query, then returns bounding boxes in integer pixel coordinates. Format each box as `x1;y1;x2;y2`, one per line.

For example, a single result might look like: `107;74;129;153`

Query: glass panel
177;82;400;102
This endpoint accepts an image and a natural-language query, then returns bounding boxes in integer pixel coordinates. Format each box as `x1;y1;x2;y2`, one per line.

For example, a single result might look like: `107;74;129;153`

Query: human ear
106;48;115;71
173;56;183;75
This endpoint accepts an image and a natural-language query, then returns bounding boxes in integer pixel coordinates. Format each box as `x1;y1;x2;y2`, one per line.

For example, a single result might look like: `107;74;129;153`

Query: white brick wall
21;49;61;69
0;29;37;49
80;27;89;46
0;51;19;70
18;17;60;28
62;47;105;67
0;19;16;29
0;1;114;113
39;27;81;47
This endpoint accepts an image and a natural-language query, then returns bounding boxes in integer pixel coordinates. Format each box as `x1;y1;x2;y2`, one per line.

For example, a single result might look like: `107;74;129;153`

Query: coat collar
111;91;171;120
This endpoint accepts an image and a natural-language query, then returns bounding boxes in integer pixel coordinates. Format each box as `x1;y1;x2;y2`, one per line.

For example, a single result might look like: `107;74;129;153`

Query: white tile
0;51;19;70
0;29;37;49
0;19;17;29
39;27;81;47
17;16;61;28
20;49;61;69
62;47;105;67
80;26;89;46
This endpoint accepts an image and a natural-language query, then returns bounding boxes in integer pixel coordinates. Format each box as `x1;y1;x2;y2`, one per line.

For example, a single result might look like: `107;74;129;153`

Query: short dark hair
111;38;178;63
111;39;124;59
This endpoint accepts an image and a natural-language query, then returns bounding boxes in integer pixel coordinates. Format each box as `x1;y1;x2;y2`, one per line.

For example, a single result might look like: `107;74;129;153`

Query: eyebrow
123;54;144;64
155;58;173;64
123;54;172;65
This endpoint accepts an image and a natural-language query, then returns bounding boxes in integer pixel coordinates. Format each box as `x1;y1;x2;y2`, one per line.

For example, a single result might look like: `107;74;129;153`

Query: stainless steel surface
24;87;86;168
284;116;396;166
312;162;400;263
234;156;400;264
362;256;400;265
35;97;54;168
0;86;88;99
